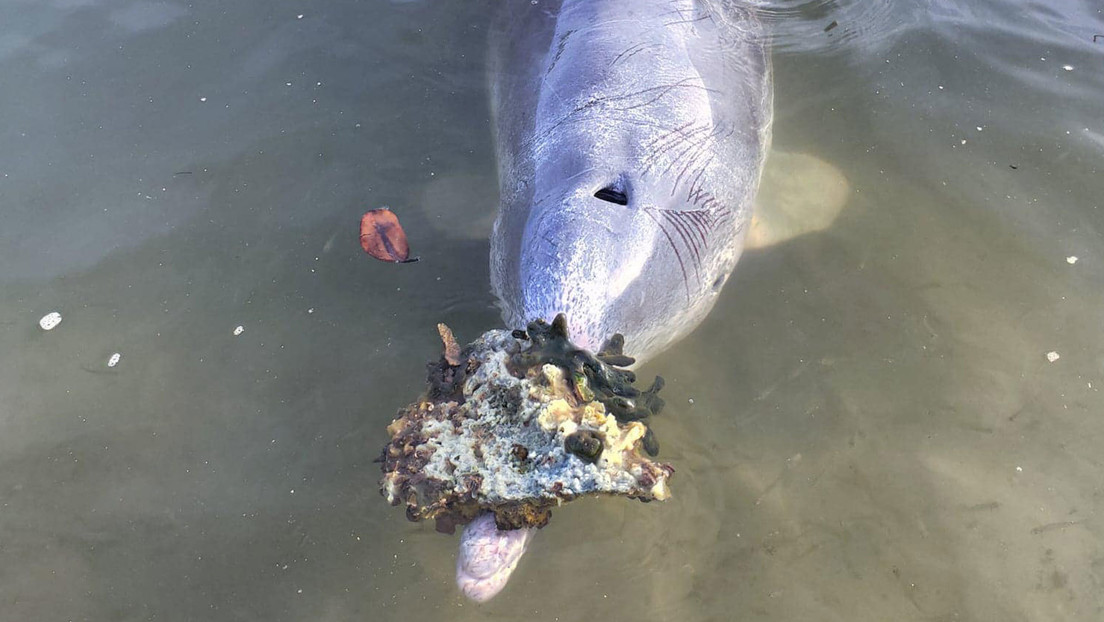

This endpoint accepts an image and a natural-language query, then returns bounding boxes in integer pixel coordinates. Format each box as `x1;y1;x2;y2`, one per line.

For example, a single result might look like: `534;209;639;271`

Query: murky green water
2;1;1102;620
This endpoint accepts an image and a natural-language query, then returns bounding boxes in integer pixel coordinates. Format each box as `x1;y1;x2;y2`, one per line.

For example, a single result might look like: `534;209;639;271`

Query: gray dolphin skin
458;0;773;602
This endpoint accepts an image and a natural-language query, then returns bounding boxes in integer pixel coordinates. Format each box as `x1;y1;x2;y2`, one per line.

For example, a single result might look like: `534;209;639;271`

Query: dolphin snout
517;201;651;351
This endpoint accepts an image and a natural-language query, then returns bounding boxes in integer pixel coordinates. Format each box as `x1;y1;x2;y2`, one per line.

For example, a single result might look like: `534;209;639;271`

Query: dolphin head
490;11;758;362
494;160;745;362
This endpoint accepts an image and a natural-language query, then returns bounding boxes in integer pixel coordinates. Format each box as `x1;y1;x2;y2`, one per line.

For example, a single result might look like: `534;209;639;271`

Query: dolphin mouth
515;199;656;352
456;513;535;602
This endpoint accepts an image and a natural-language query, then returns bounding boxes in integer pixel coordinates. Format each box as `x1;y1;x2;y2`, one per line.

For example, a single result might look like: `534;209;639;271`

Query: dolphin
457;0;772;602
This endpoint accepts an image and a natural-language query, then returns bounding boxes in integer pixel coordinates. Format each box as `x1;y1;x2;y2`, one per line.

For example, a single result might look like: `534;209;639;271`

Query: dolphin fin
745;152;850;249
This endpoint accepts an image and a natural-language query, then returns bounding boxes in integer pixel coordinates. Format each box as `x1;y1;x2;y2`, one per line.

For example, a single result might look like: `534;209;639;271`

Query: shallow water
1;1;1102;620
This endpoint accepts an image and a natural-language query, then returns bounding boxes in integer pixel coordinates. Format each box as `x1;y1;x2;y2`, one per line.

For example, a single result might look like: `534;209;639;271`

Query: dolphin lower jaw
456;514;535;603
515;271;612;352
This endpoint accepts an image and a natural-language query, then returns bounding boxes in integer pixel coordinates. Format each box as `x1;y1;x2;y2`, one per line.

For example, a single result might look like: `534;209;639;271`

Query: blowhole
594;186;628;205
711;274;726;292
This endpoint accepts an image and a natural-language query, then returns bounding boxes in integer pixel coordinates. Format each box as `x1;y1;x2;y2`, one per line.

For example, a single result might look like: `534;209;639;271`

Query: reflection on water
751;0;919;54
1;1;1102;620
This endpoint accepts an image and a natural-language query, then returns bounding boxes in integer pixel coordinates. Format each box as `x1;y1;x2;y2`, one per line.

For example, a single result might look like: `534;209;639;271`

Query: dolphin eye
594;186;628;205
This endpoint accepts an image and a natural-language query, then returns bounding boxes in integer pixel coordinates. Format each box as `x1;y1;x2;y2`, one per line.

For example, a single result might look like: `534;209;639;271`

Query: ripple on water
749;0;922;55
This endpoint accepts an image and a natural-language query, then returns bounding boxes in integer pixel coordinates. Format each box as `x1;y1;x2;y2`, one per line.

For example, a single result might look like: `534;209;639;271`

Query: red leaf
360;208;417;263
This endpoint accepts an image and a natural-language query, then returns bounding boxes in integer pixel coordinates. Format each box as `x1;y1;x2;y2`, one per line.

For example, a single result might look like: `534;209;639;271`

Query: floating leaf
360;208;418;263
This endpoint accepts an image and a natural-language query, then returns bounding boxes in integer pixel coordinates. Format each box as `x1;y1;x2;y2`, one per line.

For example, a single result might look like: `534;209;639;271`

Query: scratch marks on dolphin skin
528;79;717;152
642;120;697;152
583;78;719;114
545;29;576;75
643;207;735;302
659;208;732;258
661;210;706;271
608;42;658;67
687;182;723;211
657;3;694;20
651;123;730;196
686;156;716;203
640;121;712;173
641;208;691;302
664;13;713;27
671;141;714;195
658;1;715;27
640;121;718;190
674;125;735;204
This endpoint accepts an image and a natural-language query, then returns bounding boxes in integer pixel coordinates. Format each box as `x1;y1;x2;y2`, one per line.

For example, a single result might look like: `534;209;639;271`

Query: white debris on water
233;325;245;336
1066;256;1078;264
107;352;122;368
1046;351;1060;363
1063;65;1073;71
39;312;62;331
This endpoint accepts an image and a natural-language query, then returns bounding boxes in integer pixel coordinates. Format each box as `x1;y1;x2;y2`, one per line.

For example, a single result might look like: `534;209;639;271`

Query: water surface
1;1;1102;620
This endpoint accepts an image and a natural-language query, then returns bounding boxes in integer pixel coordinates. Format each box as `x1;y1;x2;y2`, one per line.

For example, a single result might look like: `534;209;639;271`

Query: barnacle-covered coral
379;316;673;533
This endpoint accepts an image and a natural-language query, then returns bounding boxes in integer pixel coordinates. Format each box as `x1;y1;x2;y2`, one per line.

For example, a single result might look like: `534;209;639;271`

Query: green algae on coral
511;314;666;427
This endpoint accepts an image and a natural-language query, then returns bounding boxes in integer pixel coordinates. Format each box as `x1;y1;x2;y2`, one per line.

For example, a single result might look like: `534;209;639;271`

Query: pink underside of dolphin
455;513;535;602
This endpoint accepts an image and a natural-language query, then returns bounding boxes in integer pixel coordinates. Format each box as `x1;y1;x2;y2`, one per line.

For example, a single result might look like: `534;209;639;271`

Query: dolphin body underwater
452;0;773;602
